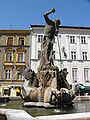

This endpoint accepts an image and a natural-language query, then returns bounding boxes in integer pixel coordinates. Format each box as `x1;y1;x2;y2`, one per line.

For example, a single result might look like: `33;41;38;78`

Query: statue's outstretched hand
51;8;55;13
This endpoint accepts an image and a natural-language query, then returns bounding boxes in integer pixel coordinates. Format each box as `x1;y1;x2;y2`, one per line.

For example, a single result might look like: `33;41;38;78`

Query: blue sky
0;0;90;29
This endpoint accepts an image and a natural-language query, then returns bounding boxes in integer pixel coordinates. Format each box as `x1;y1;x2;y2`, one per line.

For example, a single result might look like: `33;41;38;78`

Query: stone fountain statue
38;8;60;71
20;8;75;107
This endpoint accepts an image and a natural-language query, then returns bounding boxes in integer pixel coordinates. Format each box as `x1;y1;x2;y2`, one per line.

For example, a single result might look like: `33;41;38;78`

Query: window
81;36;86;44
72;68;78;82
4;88;9;96
53;51;55;60
84;68;89;82
5;69;11;80
70;36;75;43
17;71;23;80
71;51;76;60
6;53;12;62
18;53;23;62
38;51;41;60
18;37;24;45
7;37;13;45
38;35;43;42
82;52;87;60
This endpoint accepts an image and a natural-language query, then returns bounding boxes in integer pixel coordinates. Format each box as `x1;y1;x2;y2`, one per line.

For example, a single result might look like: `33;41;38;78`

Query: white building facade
30;25;90;86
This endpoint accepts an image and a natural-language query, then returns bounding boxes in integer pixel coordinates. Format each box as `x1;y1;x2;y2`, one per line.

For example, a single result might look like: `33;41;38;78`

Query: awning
15;88;20;93
75;84;86;90
8;84;22;88
80;85;85;89
85;86;90;91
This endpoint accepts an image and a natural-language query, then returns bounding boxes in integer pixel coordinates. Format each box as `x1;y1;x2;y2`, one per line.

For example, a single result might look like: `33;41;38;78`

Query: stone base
24;102;56;108
37;69;58;102
37;70;56;87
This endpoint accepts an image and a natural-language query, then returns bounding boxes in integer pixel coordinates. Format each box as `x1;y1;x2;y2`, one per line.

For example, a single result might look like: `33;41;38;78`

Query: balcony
0;79;25;83
15;62;26;67
4;61;14;67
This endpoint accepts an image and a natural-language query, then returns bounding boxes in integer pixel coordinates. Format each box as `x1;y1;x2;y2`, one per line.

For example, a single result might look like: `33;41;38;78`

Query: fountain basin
0;108;34;120
35;112;90;120
1;100;90;117
0;108;90;120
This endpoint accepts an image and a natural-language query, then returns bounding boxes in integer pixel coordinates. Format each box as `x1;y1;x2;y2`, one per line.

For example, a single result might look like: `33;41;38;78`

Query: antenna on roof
10;24;12;30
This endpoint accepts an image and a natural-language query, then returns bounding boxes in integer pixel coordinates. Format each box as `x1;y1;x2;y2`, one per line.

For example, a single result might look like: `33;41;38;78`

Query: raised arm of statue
43;8;55;24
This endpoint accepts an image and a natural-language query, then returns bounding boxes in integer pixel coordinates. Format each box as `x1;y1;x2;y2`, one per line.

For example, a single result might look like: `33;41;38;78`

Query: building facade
0;30;30;96
30;25;90;87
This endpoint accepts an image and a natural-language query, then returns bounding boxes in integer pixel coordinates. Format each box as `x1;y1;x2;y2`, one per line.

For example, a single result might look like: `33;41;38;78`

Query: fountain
20;8;75;108
1;8;90;120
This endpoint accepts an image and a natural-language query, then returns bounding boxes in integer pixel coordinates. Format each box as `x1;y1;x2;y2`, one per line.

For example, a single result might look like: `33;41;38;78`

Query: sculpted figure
20;67;39;102
39;8;60;70
57;68;71;90
24;67;39;87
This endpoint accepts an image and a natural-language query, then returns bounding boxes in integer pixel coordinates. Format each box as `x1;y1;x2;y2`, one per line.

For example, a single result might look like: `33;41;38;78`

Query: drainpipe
29;25;32;69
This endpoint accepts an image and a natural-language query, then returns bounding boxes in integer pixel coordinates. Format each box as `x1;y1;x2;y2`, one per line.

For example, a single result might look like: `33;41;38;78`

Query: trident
53;12;62;69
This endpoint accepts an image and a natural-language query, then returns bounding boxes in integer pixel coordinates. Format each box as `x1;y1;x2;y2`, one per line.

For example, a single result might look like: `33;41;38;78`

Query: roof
0;30;30;35
30;24;90;30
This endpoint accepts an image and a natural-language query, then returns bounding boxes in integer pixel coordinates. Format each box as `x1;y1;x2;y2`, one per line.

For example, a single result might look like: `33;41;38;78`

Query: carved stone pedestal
37;67;58;102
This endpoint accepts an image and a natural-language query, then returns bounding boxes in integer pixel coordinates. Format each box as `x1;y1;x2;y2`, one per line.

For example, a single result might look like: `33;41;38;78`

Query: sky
0;0;90;29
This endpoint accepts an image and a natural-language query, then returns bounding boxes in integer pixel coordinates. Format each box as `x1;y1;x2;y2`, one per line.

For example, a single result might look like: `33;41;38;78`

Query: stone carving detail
57;68;71;90
24;67;39;87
